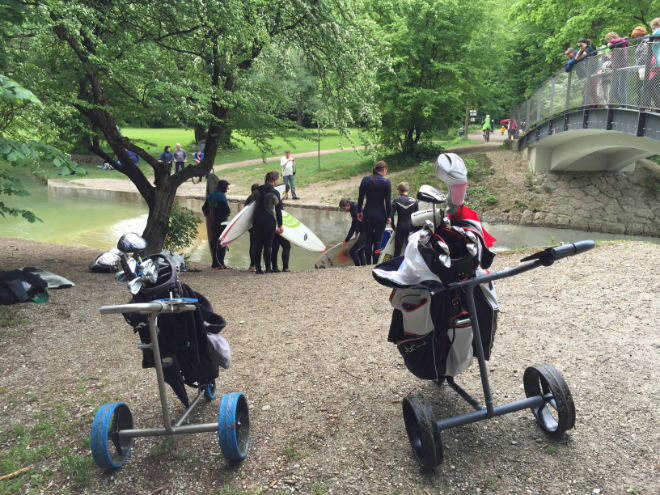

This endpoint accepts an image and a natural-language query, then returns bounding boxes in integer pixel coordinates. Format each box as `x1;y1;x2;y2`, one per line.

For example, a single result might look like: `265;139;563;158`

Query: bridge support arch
524;129;660;173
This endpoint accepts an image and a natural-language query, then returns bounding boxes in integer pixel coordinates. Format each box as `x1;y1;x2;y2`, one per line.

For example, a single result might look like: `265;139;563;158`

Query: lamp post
317;115;321;172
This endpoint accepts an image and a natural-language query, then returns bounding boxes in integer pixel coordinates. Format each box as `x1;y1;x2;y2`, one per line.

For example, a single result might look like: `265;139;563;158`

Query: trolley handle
520;240;595;265
100;300;197;315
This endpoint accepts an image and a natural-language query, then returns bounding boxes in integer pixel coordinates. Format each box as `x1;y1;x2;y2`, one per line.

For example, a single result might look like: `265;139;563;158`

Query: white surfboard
219;184;286;246
378;230;397;264
315;238;358;268
280;210;326;252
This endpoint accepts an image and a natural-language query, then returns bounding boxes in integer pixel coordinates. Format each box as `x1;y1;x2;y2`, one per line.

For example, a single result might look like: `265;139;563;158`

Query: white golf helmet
435;153;467;214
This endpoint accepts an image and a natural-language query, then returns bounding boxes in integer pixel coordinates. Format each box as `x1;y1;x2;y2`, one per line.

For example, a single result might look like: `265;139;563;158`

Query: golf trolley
90;234;250;469
373;185;595;470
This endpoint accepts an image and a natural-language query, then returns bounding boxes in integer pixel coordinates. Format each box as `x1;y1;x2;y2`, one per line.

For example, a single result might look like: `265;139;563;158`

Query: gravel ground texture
0;238;658;495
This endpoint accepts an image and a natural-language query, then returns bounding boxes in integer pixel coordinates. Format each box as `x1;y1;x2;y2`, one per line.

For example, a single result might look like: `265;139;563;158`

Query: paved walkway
61;139;503;206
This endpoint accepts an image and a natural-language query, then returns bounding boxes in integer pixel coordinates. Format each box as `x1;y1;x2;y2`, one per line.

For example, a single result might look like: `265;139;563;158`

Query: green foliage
467;185;498;208
368;0;492;154
162;205;202;253
0;72;82;223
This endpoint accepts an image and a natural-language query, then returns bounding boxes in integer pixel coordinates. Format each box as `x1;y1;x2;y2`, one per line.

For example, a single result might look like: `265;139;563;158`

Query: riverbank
0;237;658;494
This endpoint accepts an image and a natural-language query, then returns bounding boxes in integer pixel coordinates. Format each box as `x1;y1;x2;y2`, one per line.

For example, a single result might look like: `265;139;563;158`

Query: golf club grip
550;240;595;260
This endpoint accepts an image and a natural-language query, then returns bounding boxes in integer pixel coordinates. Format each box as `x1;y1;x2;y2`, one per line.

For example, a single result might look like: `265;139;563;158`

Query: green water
2;173;148;249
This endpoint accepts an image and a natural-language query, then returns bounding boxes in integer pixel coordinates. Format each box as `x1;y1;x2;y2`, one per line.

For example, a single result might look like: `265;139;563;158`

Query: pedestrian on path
158;145;173;172
173;143;188;174
280;150;300;199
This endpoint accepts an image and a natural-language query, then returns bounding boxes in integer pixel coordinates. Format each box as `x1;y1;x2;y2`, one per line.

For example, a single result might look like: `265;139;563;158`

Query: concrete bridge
510;39;660;173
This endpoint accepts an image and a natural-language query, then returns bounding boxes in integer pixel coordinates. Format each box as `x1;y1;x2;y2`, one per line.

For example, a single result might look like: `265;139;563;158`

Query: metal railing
509;39;660;135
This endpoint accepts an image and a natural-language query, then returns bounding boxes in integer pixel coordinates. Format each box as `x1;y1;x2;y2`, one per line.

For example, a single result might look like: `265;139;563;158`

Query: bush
162;204;202;253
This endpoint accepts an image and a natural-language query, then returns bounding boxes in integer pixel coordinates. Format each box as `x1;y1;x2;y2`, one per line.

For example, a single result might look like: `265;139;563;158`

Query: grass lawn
121;127;364;164
39;134;479;183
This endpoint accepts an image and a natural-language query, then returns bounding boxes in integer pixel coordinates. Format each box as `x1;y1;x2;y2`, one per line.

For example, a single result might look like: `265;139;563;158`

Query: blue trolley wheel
218;393;250;461
204;379;217;401
90;402;134;469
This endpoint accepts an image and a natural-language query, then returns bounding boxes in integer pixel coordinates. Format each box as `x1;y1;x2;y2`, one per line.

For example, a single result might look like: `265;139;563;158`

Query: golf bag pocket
396;332;444;380
390;289;434;336
445;317;474;377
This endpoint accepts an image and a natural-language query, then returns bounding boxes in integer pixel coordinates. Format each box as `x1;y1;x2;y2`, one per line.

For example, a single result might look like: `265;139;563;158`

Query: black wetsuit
203;192;230;267
392;194;419;257
271;235;291;271
357;174;392;264
252;183;283;272
245;194;258;269
345;200;366;266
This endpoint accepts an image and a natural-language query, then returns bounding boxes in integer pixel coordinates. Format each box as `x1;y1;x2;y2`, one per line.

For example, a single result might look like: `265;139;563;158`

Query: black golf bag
122;254;228;407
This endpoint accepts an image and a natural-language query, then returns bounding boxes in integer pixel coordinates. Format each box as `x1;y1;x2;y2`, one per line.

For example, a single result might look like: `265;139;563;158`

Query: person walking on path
391;182;418;258
339;198;366;266
252;171;284;274
173;143;188;174
158;145;174;172
202;180;231;270
482;115;492;142
357;161;391;264
280;150;300;199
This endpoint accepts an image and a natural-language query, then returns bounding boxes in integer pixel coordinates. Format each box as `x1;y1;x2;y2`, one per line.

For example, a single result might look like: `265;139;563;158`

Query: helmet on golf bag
436;153;467;215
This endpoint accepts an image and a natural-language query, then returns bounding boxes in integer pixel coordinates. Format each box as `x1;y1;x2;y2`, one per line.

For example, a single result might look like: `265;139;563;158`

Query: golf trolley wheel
218;393;250;461
402;395;443;470
204;379;217;401
90;402;134;469
523;364;576;438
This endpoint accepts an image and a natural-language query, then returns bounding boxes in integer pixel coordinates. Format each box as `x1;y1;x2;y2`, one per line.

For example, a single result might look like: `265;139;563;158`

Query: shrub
162;204;202;253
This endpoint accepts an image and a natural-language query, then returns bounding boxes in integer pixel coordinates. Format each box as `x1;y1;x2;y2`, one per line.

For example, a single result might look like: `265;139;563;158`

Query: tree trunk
141;182;177;253
194;123;207;144
297;97;303;126
402;126;416;154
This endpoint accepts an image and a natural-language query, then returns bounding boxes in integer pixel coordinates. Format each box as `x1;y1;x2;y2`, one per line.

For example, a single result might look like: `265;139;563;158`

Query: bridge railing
511;40;660;134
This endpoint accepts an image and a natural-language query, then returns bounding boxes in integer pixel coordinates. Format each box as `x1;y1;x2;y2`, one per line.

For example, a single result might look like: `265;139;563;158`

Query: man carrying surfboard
252;171;284;274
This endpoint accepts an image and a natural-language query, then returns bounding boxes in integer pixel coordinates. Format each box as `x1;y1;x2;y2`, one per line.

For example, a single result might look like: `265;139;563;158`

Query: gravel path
1;238;658;494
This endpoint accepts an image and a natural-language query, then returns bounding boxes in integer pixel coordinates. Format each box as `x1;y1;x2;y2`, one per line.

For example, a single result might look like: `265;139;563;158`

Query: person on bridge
605;32;630;106
357;161;392;264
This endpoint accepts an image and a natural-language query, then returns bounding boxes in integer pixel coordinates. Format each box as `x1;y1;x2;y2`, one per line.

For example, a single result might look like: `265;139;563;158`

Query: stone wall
481;160;660;237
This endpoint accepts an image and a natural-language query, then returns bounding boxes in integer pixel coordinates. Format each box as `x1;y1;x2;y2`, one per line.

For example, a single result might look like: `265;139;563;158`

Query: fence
510;39;660;134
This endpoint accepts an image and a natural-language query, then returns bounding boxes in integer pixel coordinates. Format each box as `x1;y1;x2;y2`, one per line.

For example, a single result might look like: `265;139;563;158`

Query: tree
368;0;492;154
12;0;379;251
0;72;79;223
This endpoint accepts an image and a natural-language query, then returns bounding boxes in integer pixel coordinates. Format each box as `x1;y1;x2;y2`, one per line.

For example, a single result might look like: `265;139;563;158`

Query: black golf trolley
90;234;250;469
373;185;595;470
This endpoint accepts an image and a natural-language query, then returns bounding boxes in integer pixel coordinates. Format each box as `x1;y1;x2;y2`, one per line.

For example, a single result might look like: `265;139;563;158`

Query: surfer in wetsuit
245;183;260;272
339;198;366;266
252;171;284;274
357;161;392;264
202;180;231;270
271;235;291;272
392;181;418;258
